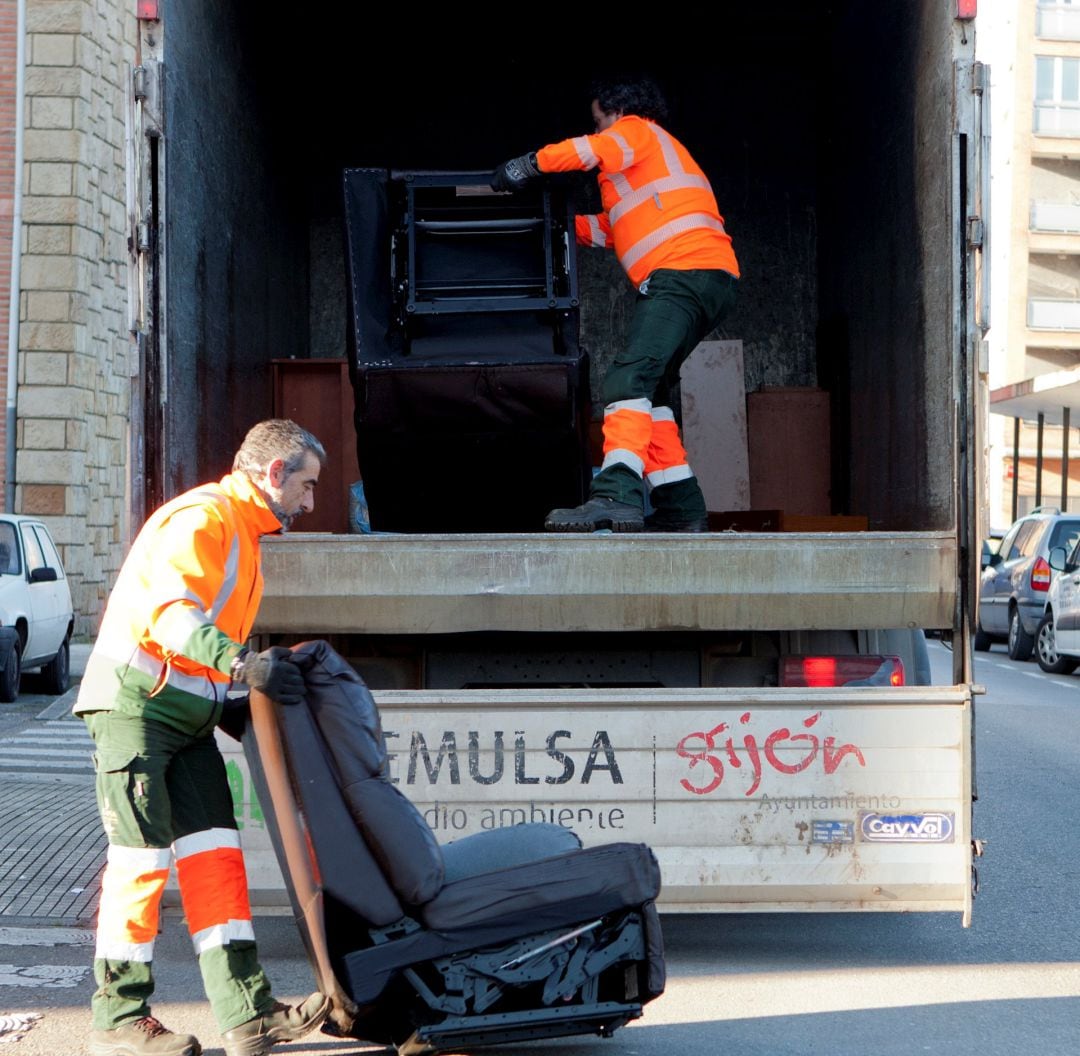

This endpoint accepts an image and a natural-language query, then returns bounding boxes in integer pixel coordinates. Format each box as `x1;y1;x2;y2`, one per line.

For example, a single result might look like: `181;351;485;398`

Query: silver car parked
1035;538;1080;675
975;507;1080;661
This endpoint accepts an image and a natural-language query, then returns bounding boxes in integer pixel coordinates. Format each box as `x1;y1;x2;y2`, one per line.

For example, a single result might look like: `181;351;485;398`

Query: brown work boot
544;497;645;532
221;993;330;1056
89;1016;202;1056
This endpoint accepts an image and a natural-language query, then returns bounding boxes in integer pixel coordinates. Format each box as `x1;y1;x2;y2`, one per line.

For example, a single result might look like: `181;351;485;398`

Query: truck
126;4;989;922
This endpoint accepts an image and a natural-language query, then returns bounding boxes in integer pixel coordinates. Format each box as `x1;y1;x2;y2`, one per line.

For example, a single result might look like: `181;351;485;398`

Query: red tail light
1031;556;1051;591
780;655;905;687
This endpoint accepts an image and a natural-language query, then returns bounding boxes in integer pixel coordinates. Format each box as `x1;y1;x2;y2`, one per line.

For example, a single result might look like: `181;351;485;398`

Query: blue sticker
811;820;854;844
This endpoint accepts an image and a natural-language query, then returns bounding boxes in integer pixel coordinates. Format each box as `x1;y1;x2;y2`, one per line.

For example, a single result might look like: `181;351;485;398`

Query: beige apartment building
990;0;1080;528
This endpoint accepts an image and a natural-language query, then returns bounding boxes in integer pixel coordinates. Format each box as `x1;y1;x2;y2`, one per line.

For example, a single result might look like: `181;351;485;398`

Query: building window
1035;56;1080;134
1038;1;1080;41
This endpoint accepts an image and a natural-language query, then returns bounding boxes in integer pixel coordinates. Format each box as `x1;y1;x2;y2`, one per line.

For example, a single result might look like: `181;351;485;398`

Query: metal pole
1035;412;1045;508
4;0;26;512
1063;407;1071;513
1011;417;1020;522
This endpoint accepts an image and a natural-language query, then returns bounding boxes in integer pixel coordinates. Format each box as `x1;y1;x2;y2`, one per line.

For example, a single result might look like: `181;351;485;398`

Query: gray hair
232;419;327;479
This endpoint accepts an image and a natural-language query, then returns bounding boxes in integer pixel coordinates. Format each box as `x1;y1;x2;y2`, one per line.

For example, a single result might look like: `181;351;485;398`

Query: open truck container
129;3;988;921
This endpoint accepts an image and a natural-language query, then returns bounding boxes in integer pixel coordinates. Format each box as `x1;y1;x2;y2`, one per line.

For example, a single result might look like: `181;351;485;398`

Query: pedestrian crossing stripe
0;720;94;776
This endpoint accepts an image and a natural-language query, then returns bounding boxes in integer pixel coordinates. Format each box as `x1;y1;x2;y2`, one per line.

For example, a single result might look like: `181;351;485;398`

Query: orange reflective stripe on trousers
95;845;172;961
602;399;653;474
643;410;689;476
174;828;254;951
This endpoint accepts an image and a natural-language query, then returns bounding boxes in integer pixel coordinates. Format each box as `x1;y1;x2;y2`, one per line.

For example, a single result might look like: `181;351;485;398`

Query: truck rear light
1031;556;1051;591
780;655;905;687
956;0;976;19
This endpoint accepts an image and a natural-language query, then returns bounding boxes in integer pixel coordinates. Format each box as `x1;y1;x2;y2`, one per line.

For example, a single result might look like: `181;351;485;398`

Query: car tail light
780;655;905;687
1031;556;1052;591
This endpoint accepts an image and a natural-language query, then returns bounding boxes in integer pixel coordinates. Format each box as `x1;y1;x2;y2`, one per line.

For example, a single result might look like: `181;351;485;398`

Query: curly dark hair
589;75;669;124
233;418;326;478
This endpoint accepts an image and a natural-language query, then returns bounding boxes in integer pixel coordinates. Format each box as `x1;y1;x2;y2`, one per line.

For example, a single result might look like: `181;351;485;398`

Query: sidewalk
0;644;290;927
0;643;104;925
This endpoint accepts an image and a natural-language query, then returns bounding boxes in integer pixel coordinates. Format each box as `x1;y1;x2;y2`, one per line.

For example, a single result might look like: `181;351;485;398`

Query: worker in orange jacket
75;420;330;1056
492;75;739;532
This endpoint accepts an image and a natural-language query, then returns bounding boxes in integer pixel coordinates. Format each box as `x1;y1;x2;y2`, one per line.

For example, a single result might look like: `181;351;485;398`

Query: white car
1035;537;1080;675
0;515;75;701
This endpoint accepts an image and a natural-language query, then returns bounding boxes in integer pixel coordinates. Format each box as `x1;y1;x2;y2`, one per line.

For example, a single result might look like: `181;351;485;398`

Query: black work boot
644;510;710;532
544;497;645;532
221;993;330;1056
89;1016;202;1056
645;478;709;532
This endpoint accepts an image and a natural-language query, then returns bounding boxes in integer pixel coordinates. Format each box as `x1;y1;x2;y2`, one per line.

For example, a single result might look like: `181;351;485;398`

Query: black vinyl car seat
241;639;666;1056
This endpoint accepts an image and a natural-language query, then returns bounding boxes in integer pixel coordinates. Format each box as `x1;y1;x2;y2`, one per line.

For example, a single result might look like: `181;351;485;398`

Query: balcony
1029;298;1080;330
1030;202;1080;253
1037;3;1080;40
1032;201;1080;232
1035;102;1080;136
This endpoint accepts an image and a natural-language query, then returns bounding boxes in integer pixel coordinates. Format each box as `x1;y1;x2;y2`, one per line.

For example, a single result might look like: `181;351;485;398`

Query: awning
989;365;1080;425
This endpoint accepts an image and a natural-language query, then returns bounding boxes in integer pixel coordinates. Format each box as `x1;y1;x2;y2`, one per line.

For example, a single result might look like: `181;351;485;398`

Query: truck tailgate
373;685;973;919
219;684;972;919
256;531;956;634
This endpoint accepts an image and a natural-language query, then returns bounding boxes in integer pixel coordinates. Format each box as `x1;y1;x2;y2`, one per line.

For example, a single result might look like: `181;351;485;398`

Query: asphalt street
0;639;1077;1055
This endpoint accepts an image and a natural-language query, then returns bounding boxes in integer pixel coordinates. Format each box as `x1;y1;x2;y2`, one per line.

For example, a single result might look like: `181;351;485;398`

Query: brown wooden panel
747;387;832;516
272;359;361;533
780;514;869;532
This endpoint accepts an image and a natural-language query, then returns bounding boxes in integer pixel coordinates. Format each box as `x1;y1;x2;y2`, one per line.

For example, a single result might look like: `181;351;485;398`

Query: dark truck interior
157;5;956;534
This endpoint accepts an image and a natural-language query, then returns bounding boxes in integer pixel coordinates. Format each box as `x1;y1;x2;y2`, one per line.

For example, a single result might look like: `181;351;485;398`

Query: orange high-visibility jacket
74;472;280;735
536;115;740;289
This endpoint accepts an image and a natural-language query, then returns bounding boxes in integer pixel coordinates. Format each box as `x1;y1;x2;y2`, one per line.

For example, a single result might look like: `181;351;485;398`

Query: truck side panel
820;2;961;531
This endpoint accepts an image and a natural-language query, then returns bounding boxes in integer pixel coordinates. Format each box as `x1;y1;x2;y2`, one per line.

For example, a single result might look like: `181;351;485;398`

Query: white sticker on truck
859;811;955;842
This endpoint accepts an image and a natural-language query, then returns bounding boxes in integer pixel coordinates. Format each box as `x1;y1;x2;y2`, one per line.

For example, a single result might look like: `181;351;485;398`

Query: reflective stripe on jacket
74;472;281;734
536;115;740;288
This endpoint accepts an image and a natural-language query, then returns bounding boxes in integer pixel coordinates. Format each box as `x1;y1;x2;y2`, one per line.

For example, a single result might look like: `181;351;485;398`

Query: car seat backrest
274;688;407;927
292;640;445;906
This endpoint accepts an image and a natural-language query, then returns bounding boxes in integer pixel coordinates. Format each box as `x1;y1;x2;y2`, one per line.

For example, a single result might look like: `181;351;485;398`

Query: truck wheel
1007;607;1035;662
40;636;70;695
0;640;21;703
973;622;992;652
1035;611;1078;675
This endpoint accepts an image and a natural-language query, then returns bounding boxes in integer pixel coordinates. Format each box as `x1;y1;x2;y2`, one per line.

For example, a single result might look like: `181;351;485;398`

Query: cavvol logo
859;812;955;843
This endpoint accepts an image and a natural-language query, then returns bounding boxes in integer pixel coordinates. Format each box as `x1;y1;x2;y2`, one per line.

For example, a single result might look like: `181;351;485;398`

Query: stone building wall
18;0;133;638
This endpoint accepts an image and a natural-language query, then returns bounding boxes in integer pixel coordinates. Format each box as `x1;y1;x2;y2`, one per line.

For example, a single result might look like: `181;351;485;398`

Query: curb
36;685;78;720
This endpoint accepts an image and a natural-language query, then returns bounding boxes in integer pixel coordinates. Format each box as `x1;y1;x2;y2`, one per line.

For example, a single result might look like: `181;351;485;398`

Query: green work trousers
593;268;738;510
85;710;272;1032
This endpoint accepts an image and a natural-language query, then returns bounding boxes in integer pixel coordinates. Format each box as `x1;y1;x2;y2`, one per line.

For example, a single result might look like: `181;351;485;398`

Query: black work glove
490;152;540;192
232;645;306;705
218;694;250;742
